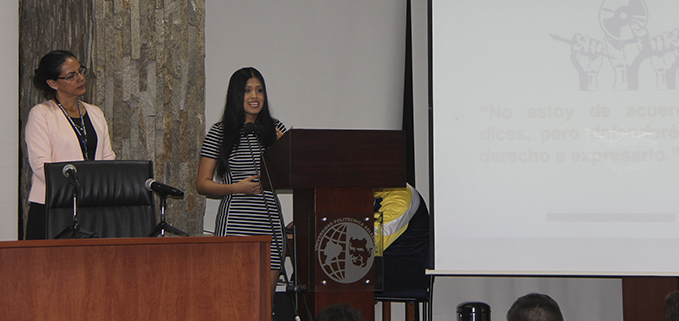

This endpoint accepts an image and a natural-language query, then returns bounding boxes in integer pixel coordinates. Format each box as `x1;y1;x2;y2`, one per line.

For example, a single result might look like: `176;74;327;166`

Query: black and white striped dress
201;121;286;270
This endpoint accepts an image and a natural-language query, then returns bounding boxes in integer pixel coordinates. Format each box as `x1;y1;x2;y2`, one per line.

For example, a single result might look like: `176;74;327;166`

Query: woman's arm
25;106;53;184
195;156;261;196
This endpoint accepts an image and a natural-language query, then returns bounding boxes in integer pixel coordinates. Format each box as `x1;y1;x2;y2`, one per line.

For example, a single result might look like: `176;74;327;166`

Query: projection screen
432;0;679;275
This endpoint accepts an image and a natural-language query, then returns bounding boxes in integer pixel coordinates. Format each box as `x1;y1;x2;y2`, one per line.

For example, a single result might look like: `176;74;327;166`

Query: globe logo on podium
315;218;374;284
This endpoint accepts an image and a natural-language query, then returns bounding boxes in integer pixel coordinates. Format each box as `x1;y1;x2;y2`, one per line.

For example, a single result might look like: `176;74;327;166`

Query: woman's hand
276;128;285;140
235;175;261;194
197;157;261;196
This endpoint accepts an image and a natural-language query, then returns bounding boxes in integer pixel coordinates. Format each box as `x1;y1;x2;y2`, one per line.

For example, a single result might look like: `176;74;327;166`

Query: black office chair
376;279;433;321
374;191;434;321
37;160;156;239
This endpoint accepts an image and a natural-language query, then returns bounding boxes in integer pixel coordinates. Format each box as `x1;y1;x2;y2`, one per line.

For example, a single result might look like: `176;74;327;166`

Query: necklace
54;98;89;160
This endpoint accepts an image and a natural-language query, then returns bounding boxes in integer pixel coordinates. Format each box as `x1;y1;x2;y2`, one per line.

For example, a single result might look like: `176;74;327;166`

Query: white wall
0;2;19;241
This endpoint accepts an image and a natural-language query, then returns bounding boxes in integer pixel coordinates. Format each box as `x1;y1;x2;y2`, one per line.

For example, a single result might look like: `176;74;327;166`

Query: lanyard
54;98;89;160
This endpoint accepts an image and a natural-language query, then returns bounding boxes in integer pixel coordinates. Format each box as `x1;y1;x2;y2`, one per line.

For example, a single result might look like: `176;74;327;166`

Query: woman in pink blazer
25;50;115;239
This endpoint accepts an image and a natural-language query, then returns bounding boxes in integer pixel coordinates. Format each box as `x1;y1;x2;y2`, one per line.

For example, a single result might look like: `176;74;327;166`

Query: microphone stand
245;125;307;321
54;181;98;239
149;193;189;237
260;144;311;321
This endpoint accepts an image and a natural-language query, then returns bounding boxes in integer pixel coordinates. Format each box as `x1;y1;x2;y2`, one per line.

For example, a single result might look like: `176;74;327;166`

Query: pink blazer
25;100;116;204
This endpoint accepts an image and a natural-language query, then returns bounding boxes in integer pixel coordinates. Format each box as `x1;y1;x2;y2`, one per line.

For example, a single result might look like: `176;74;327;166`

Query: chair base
376;298;428;321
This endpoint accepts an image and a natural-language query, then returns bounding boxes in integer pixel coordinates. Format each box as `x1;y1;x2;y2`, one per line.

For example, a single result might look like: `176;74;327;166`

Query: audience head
33;50;78;99
315;302;364;321
666;290;679;321
506;293;563;321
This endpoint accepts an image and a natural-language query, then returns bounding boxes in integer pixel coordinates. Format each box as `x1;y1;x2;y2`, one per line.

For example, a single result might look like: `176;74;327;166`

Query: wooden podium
0;236;271;321
262;129;406;321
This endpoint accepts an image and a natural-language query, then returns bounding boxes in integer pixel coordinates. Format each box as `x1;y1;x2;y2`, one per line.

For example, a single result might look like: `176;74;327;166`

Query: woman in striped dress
196;67;286;301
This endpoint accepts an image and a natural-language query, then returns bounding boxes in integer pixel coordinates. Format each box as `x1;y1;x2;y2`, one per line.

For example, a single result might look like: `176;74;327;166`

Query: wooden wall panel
0;236;269;320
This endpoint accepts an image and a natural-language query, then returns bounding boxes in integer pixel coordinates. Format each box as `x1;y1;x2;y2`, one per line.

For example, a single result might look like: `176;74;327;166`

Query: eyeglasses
56;66;88;82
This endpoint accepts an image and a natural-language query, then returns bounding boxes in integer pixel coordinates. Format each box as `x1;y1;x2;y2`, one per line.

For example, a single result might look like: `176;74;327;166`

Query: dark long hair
33;50;77;99
216;67;278;179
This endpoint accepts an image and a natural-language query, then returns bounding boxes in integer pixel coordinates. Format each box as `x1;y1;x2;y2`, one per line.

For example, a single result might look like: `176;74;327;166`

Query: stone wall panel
19;0;206;238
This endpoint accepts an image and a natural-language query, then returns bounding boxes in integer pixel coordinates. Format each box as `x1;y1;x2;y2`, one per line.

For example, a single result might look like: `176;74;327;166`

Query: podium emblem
315;217;374;284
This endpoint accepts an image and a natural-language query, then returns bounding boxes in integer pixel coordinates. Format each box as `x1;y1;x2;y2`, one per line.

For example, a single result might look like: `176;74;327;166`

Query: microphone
62;164;79;189
145;178;184;197
244;122;266;137
244;122;255;134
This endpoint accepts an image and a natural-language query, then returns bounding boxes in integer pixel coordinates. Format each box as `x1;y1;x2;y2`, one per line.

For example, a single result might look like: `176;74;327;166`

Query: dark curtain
402;0;415;187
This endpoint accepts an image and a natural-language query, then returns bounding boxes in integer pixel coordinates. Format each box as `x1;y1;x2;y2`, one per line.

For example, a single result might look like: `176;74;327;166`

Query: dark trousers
25;202;46;240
